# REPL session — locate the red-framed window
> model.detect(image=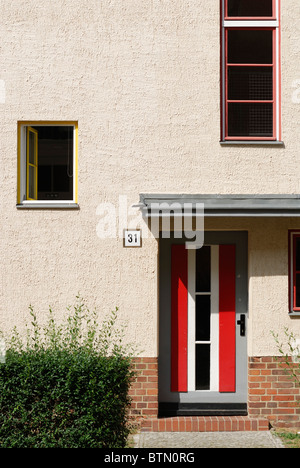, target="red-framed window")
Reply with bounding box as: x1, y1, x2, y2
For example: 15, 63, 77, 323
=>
225, 0, 276, 20
289, 231, 300, 314
221, 0, 281, 142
